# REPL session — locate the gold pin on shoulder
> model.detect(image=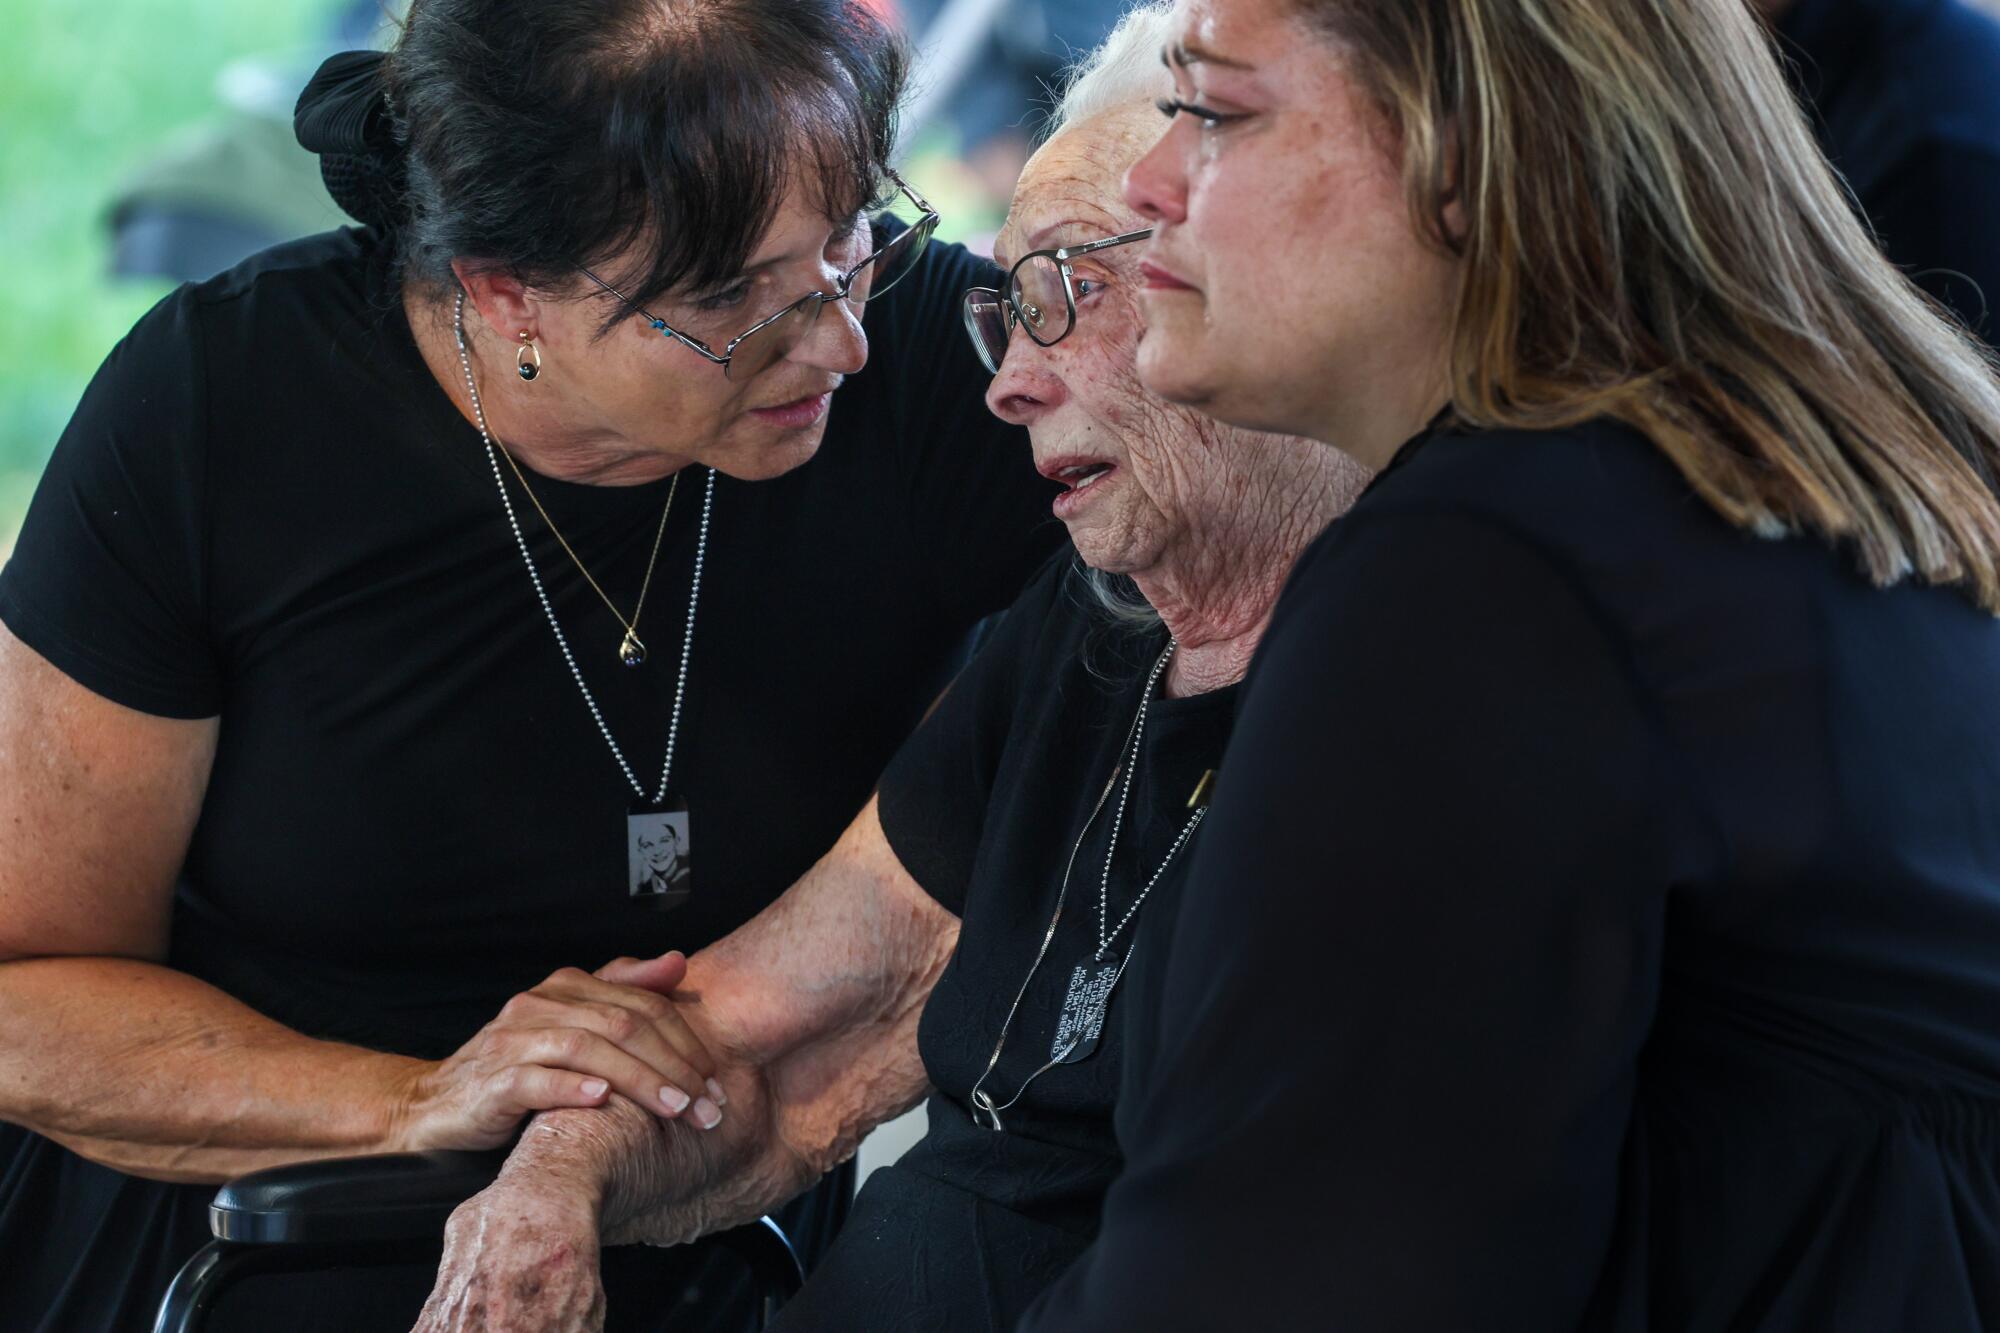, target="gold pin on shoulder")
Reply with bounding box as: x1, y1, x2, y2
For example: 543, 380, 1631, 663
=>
1188, 769, 1216, 809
